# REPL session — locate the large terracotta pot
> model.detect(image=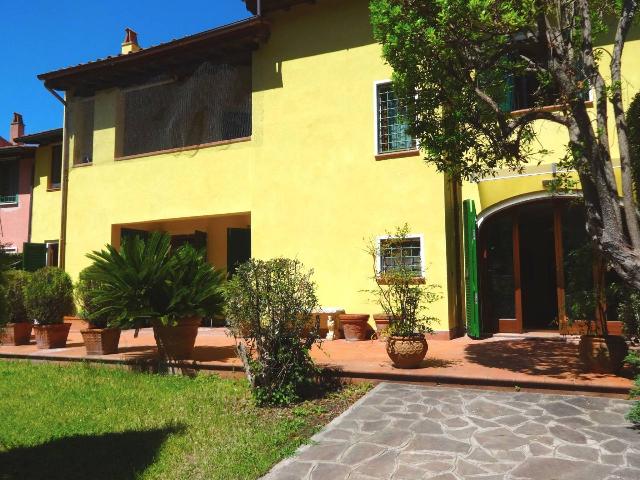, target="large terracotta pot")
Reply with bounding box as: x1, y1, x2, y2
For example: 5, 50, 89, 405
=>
373, 314, 395, 342
33, 323, 72, 349
0, 322, 33, 346
81, 328, 121, 355
386, 335, 428, 369
338, 314, 370, 341
579, 335, 628, 373
152, 317, 201, 360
